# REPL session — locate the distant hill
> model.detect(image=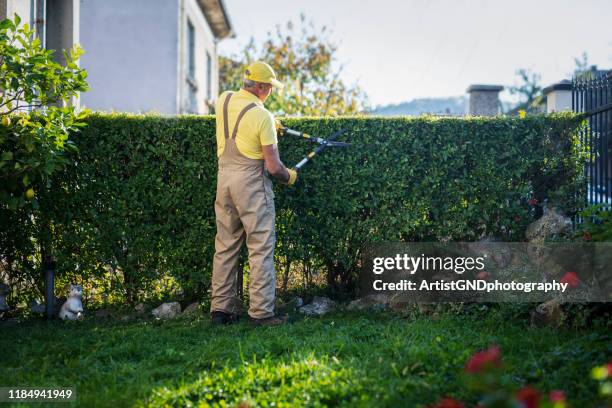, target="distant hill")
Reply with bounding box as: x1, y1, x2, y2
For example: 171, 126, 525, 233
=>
371, 96, 467, 116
